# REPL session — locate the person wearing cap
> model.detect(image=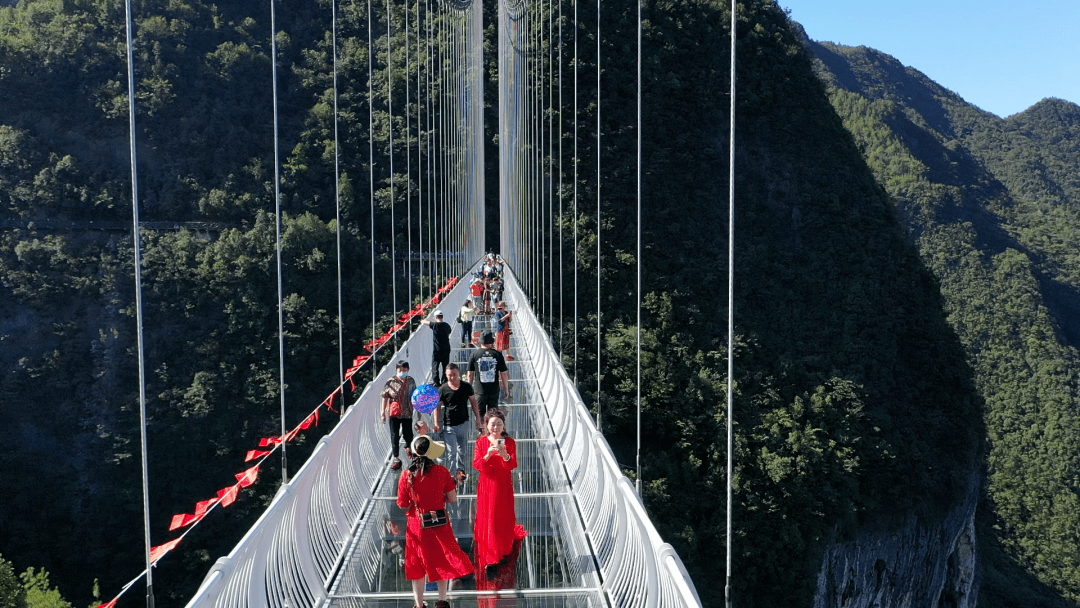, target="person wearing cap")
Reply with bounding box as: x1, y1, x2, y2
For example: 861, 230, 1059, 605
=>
421, 310, 453, 386
397, 435, 474, 608
435, 363, 481, 485
381, 360, 418, 470
466, 331, 509, 413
